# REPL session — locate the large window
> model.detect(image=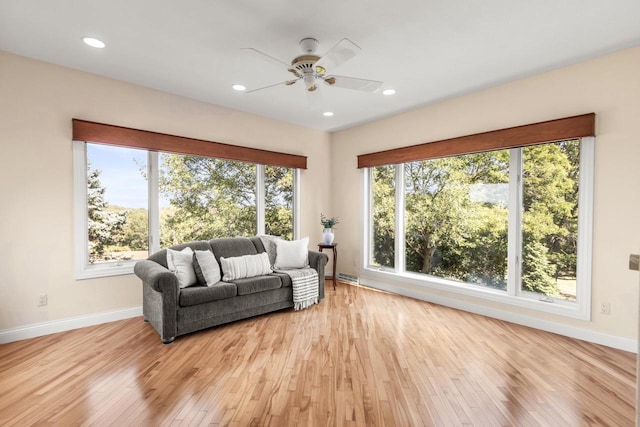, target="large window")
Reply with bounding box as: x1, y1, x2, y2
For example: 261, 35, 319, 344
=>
85, 144, 149, 264
74, 142, 298, 279
264, 165, 294, 240
404, 150, 510, 290
521, 140, 581, 301
158, 153, 258, 246
370, 165, 396, 268
364, 138, 593, 319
